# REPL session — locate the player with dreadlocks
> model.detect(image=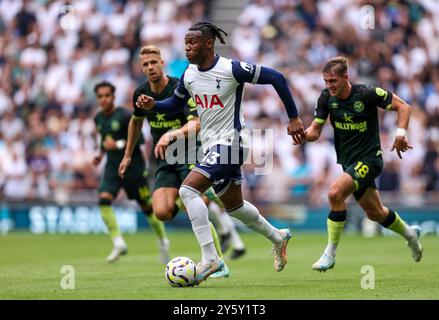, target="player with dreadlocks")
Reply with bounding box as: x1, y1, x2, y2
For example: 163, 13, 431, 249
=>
136, 21, 306, 285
